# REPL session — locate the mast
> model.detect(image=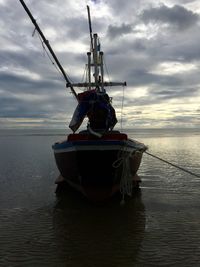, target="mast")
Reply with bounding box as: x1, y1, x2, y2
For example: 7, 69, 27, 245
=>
68, 5, 126, 90
87, 5, 93, 52
18, 0, 78, 100
93, 33, 99, 87
68, 31, 126, 89
87, 52, 92, 90
100, 51, 104, 91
